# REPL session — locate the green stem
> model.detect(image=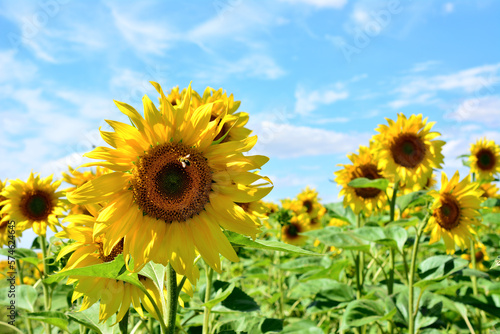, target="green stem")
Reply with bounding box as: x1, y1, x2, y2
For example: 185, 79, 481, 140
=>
387, 182, 399, 334
408, 219, 428, 334
202, 264, 214, 334
16, 260, 34, 334
39, 236, 52, 334
470, 240, 482, 334
276, 251, 285, 319
119, 310, 129, 334
166, 263, 178, 334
